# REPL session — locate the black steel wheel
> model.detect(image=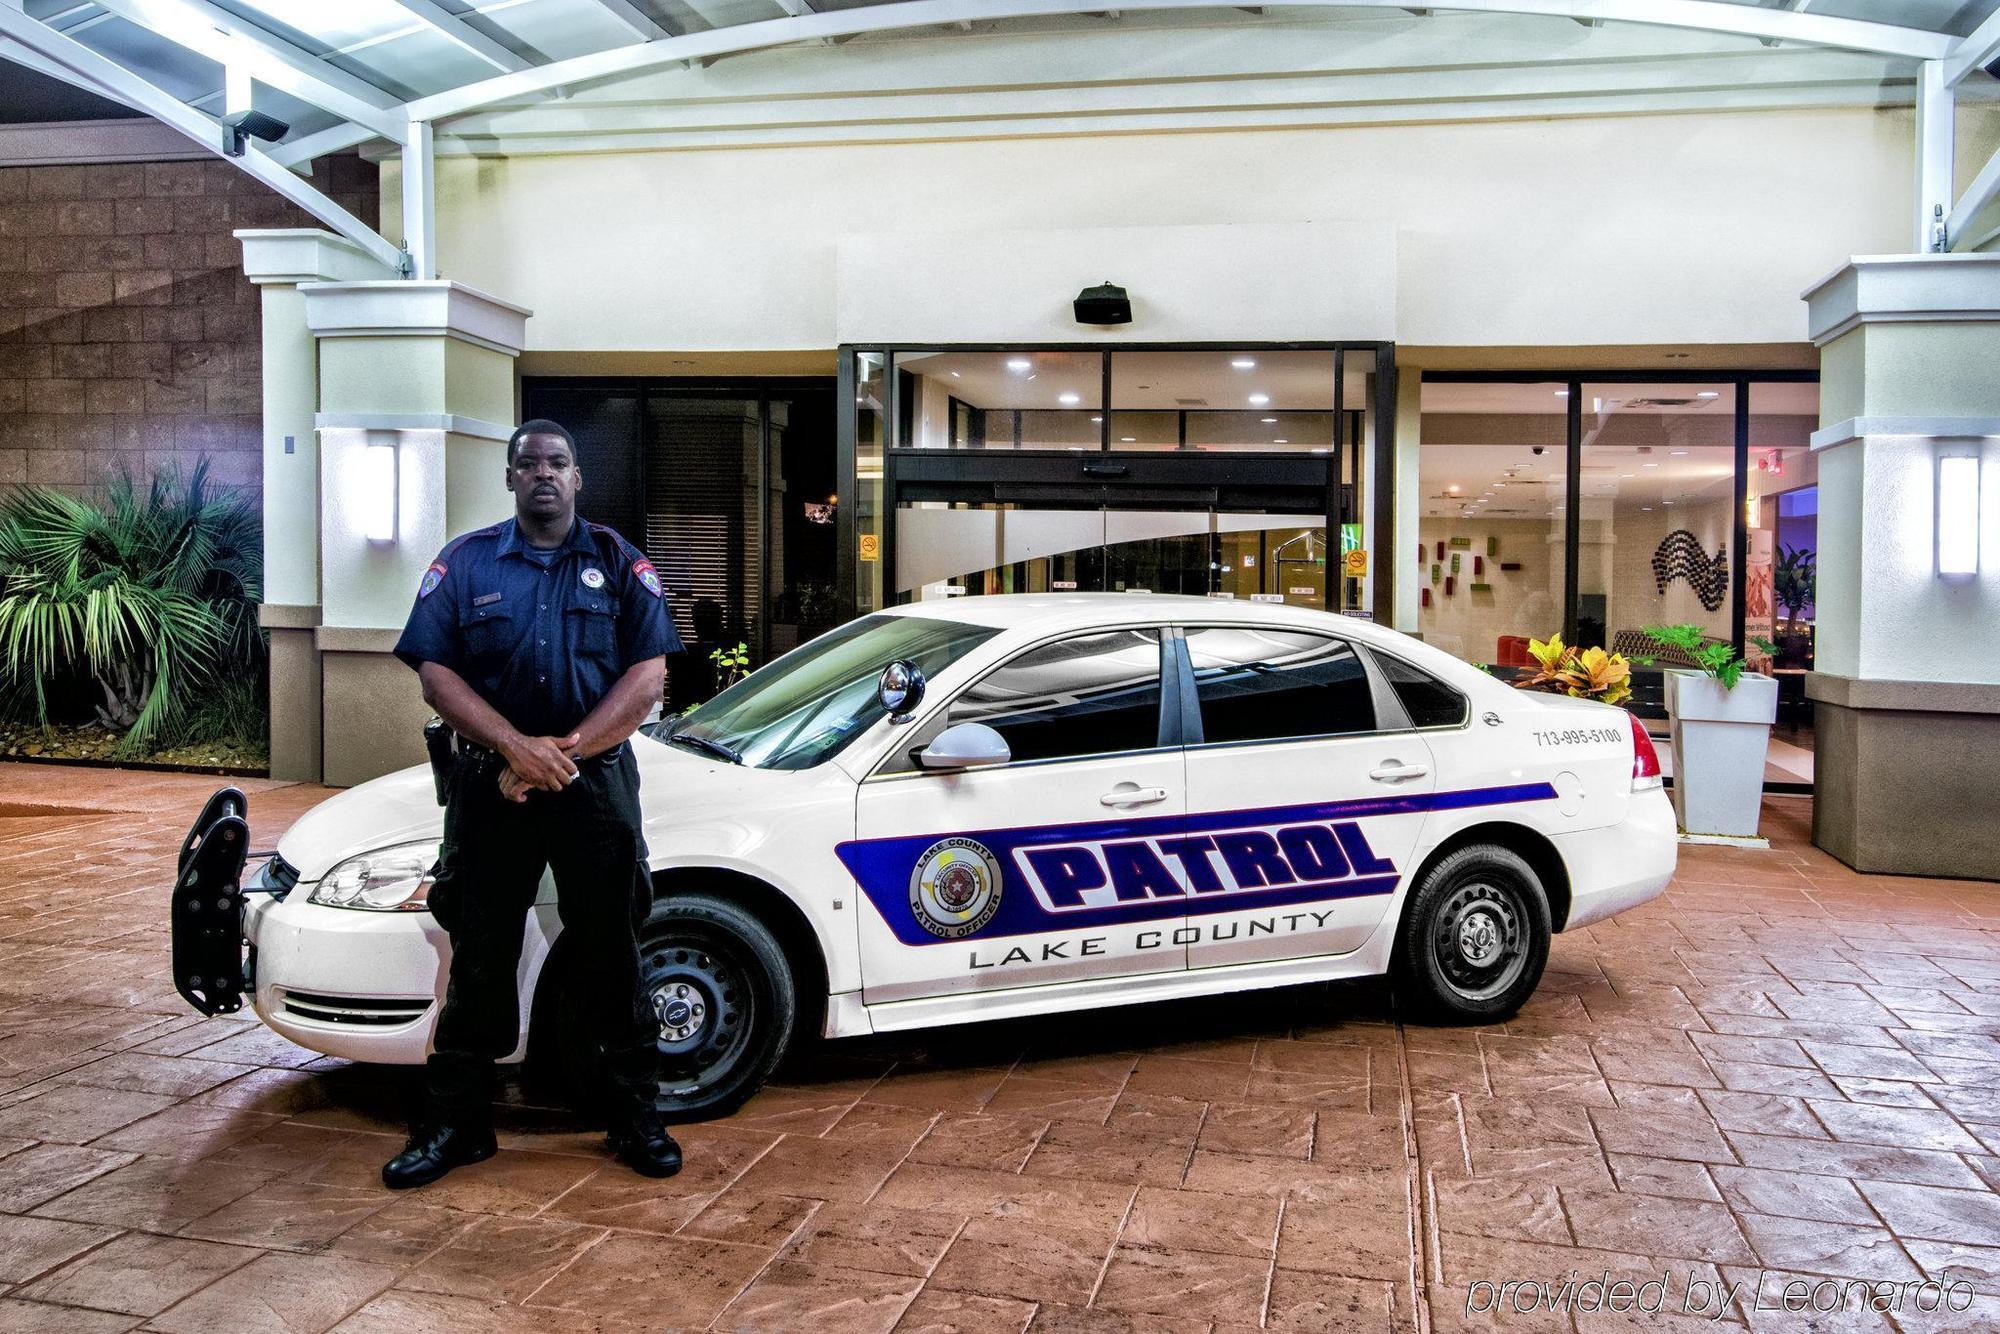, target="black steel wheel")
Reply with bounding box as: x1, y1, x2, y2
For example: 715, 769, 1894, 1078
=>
1393, 844, 1550, 1023
534, 891, 796, 1123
